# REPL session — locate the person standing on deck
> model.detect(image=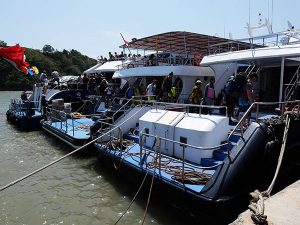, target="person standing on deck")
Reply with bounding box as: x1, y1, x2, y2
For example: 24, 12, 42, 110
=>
39, 71, 48, 92
191, 79, 203, 113
238, 73, 258, 127
146, 79, 157, 100
82, 74, 89, 91
203, 78, 216, 114
160, 72, 173, 102
125, 84, 135, 99
51, 71, 60, 86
